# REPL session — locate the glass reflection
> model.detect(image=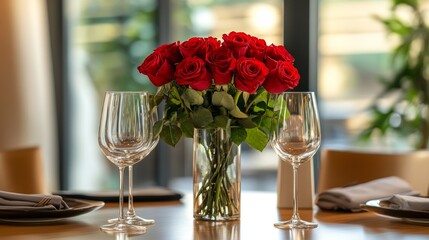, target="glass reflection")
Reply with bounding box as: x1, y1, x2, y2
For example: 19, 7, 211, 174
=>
104, 231, 146, 240
194, 220, 240, 240
285, 229, 312, 240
